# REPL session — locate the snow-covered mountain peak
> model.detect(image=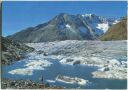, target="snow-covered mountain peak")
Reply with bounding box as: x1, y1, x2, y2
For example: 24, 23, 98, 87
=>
8, 13, 121, 42
82, 14, 92, 17
80, 14, 120, 35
